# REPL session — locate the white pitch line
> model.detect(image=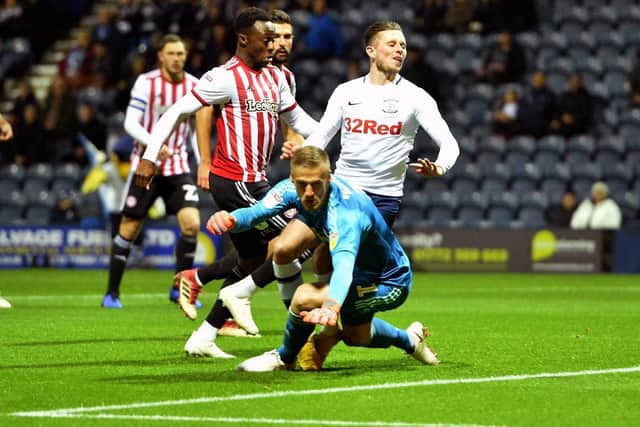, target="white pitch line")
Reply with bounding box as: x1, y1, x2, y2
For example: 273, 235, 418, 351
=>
29, 413, 506, 427
11, 365, 640, 418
